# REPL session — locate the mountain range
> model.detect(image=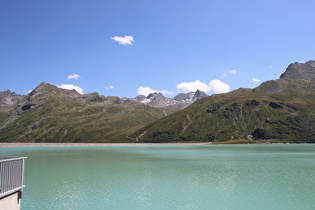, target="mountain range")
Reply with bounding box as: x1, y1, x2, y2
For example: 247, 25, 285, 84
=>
1, 60, 315, 143
133, 90, 208, 108
0, 82, 206, 142
131, 61, 315, 143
